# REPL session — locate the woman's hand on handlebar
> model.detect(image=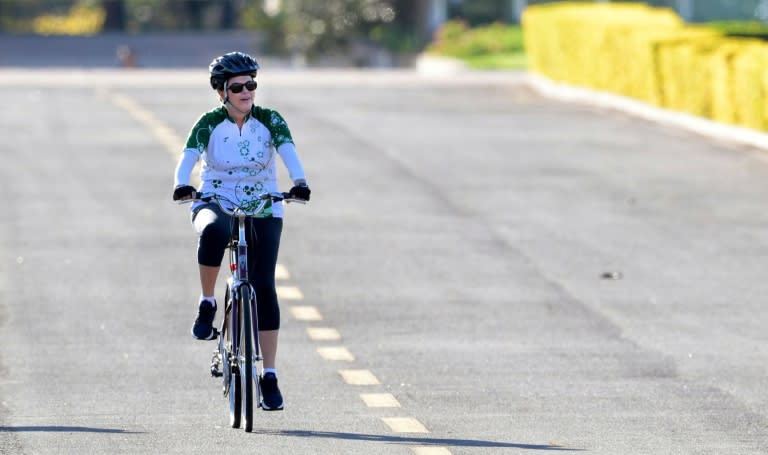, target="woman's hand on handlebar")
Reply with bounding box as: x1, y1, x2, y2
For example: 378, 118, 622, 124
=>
288, 182, 310, 201
172, 185, 197, 201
